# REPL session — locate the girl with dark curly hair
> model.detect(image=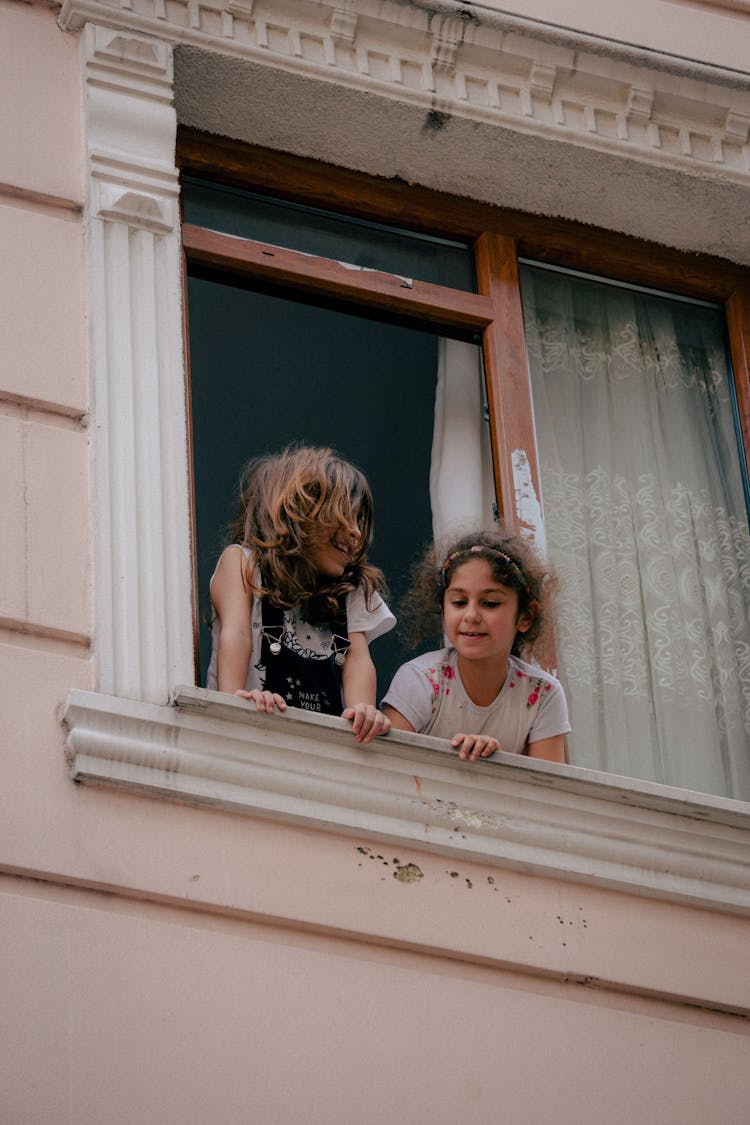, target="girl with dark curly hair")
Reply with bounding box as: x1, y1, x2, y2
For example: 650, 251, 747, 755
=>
382, 530, 569, 762
206, 446, 395, 743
